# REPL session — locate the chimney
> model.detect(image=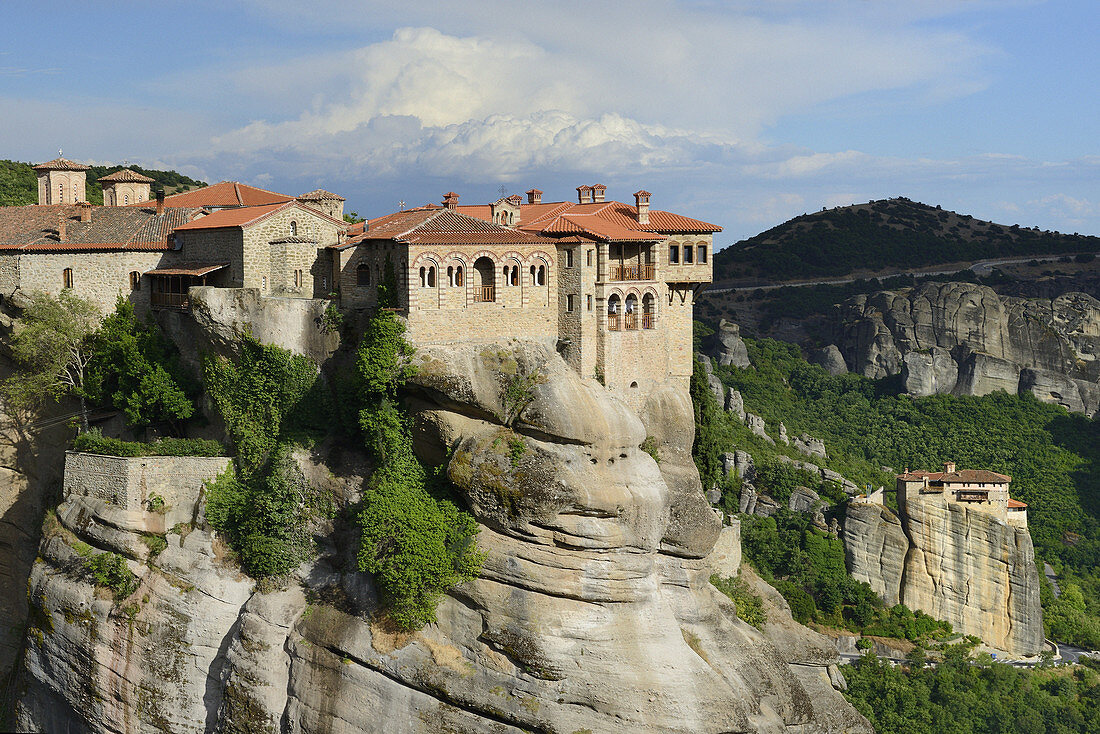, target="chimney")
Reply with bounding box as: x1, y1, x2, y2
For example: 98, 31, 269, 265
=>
156, 189, 165, 216
78, 201, 92, 223
526, 188, 542, 205
576, 185, 593, 204
944, 461, 956, 474
57, 214, 67, 242
634, 190, 651, 225
442, 191, 459, 210
592, 184, 606, 203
